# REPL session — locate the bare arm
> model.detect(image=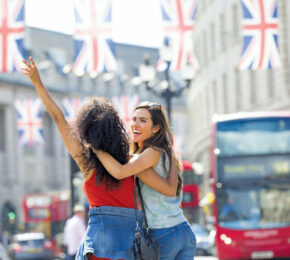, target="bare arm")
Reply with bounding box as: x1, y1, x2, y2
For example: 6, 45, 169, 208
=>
22, 57, 89, 177
137, 154, 178, 196
96, 146, 178, 196
95, 147, 160, 179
